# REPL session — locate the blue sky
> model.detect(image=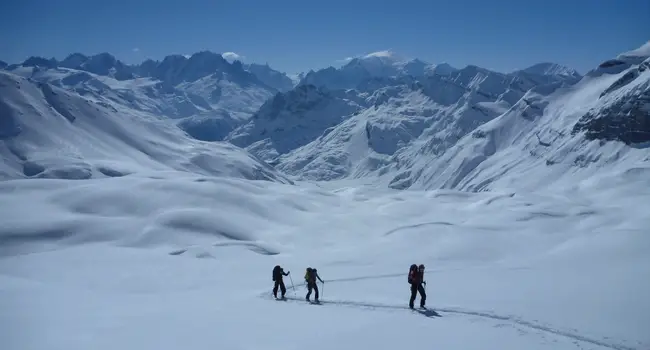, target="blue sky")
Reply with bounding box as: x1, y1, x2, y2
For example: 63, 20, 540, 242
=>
1, 0, 648, 74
